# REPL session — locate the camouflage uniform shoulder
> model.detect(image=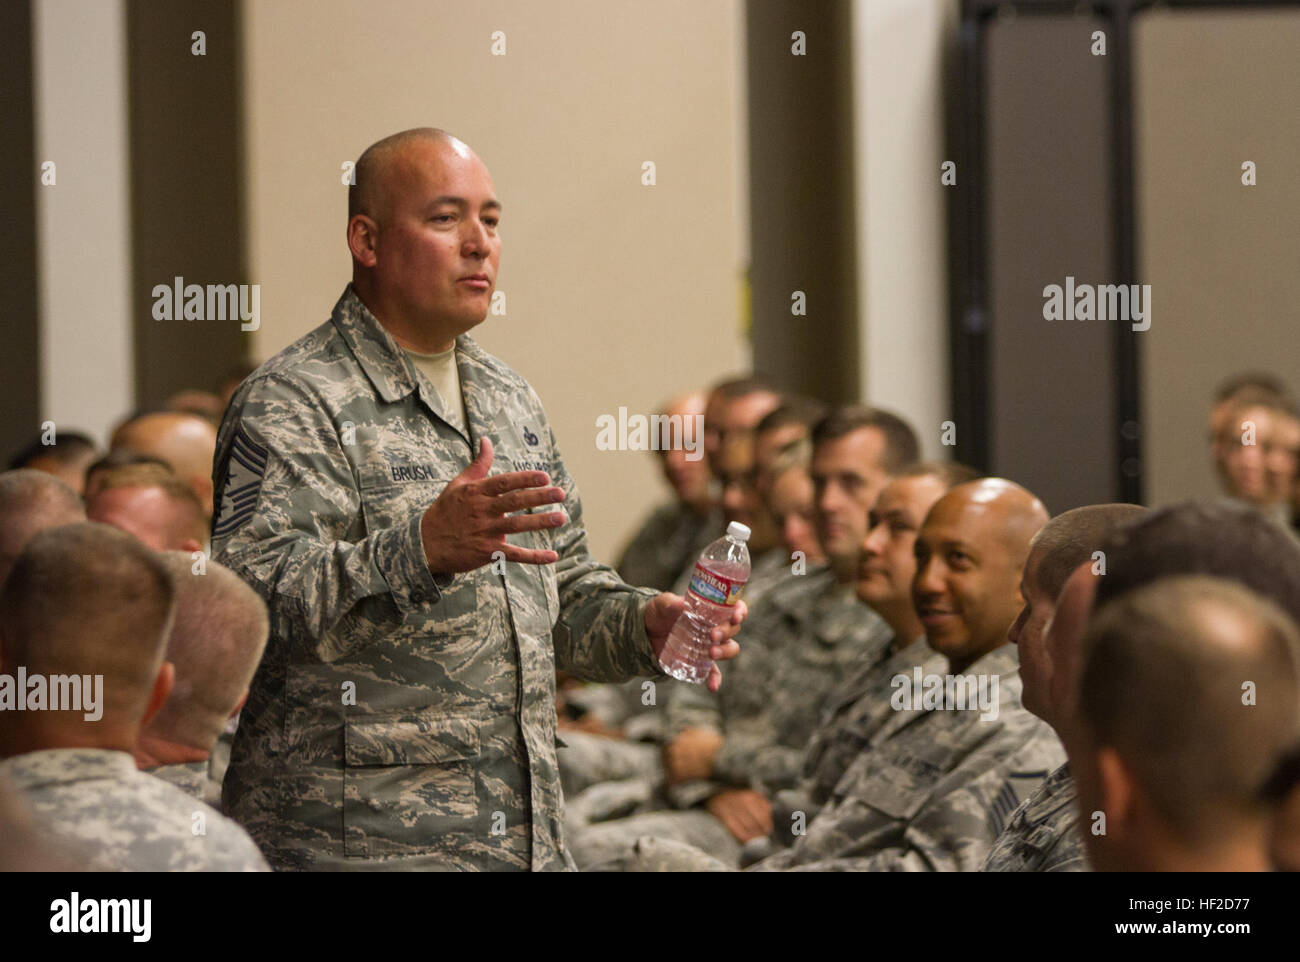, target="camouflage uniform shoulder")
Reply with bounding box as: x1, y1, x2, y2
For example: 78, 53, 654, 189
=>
0, 748, 268, 872
983, 761, 1086, 872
